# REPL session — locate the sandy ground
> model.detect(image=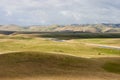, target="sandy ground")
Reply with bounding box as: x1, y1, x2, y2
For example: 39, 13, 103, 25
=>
0, 73, 120, 80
